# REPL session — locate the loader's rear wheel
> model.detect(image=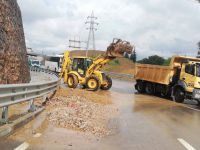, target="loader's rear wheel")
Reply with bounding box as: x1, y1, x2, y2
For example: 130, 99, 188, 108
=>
86, 76, 100, 91
67, 74, 78, 89
101, 76, 112, 90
